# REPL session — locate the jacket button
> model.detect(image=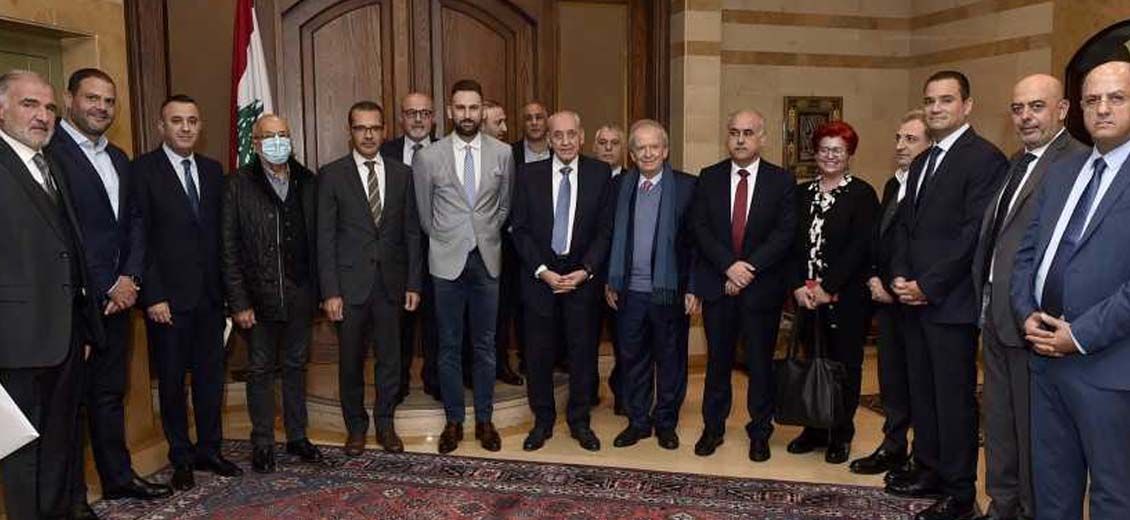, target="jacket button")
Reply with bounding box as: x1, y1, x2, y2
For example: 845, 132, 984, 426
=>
58, 251, 70, 259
